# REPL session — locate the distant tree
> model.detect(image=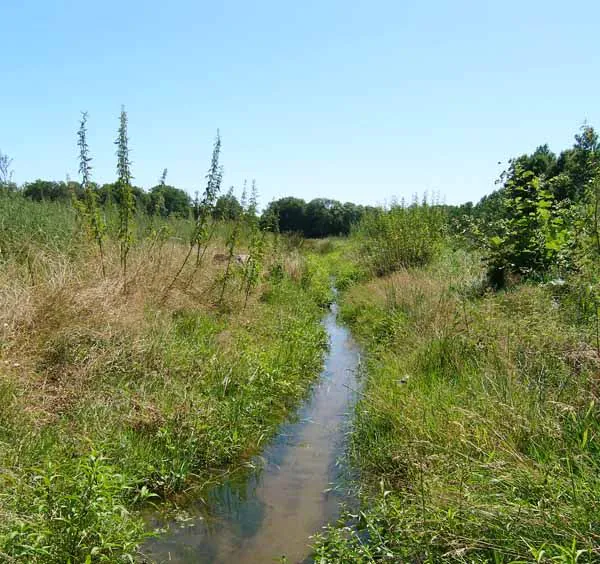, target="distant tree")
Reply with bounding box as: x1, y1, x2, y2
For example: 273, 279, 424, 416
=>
22, 179, 75, 201
305, 198, 333, 237
96, 182, 148, 211
261, 197, 307, 233
341, 202, 364, 233
262, 197, 362, 237
213, 187, 243, 220
148, 184, 191, 217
